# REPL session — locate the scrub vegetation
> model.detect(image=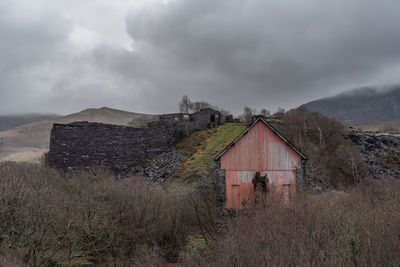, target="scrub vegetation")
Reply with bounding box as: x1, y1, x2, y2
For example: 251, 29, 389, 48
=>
0, 162, 399, 266
0, 109, 399, 266
282, 108, 367, 188
0, 162, 213, 266
182, 180, 400, 267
